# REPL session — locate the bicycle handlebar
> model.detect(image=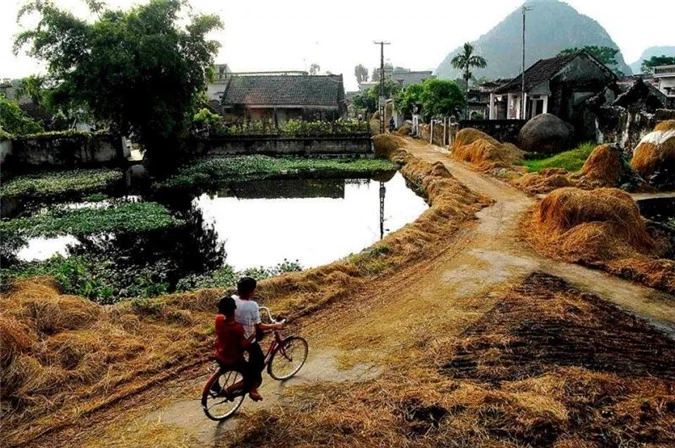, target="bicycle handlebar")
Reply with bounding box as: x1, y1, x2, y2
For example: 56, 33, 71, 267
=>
259, 306, 285, 325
